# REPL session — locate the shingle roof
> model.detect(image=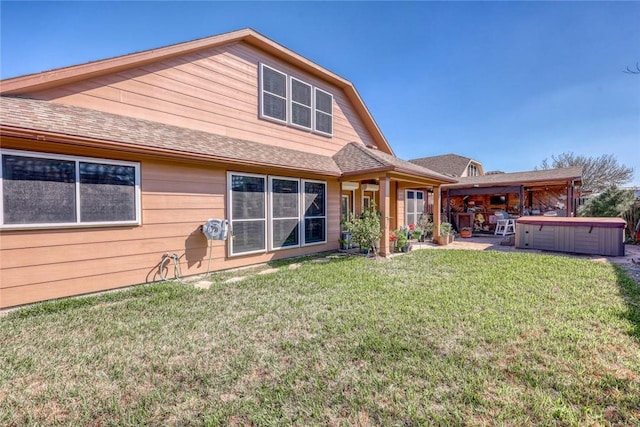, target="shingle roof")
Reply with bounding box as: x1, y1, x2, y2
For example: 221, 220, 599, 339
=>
0, 28, 394, 155
409, 154, 474, 177
444, 167, 583, 188
333, 142, 457, 183
0, 96, 342, 175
